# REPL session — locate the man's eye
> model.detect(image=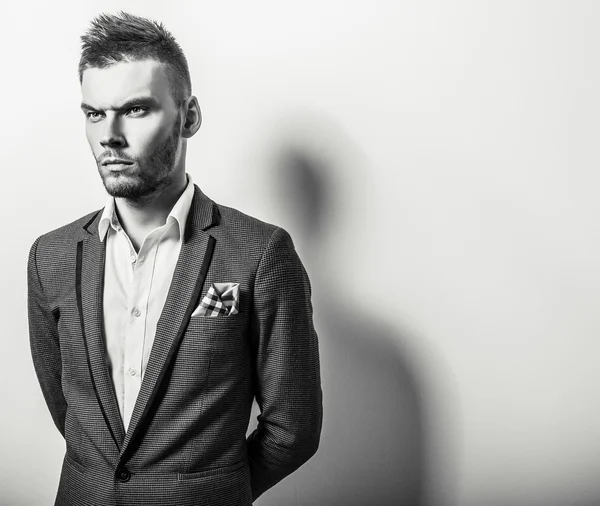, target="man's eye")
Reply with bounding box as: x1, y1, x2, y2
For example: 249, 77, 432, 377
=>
87, 111, 102, 121
128, 107, 146, 115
